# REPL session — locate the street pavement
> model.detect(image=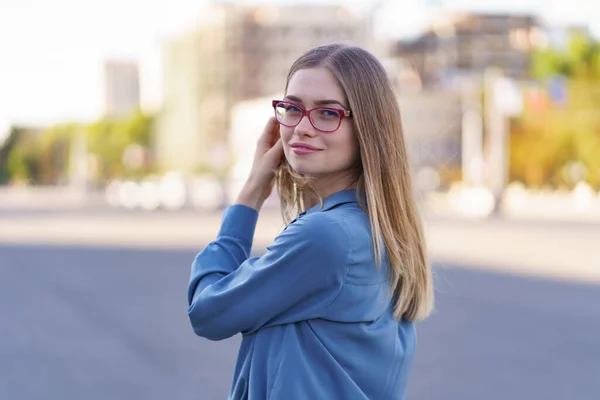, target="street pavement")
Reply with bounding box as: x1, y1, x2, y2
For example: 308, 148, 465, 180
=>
1, 202, 599, 400
0, 206, 598, 284
1, 241, 599, 400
